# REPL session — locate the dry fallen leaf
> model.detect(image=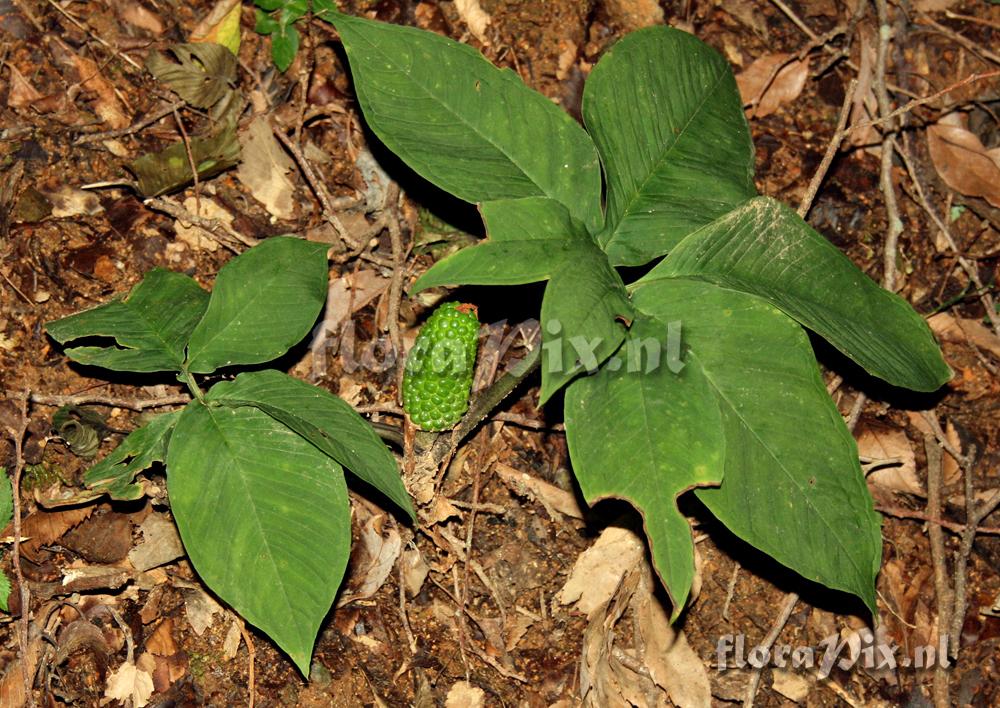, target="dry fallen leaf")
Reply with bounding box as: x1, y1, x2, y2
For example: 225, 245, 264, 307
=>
928, 312, 1000, 360
602, 0, 665, 31
454, 0, 491, 43
927, 112, 1000, 208
557, 525, 645, 617
190, 0, 242, 54
119, 2, 165, 36
736, 53, 809, 118
173, 196, 234, 252
857, 425, 921, 496
44, 186, 104, 219
236, 116, 297, 220
445, 680, 486, 707
772, 668, 811, 703
128, 512, 185, 572
495, 462, 583, 521
337, 508, 402, 606
6, 64, 43, 109
7, 506, 94, 562
103, 654, 156, 708
48, 36, 130, 129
